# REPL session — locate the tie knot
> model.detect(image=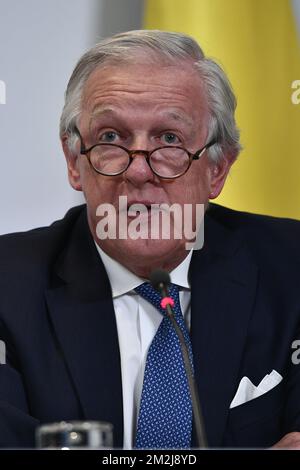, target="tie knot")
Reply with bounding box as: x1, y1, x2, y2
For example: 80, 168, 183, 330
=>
135, 282, 180, 316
